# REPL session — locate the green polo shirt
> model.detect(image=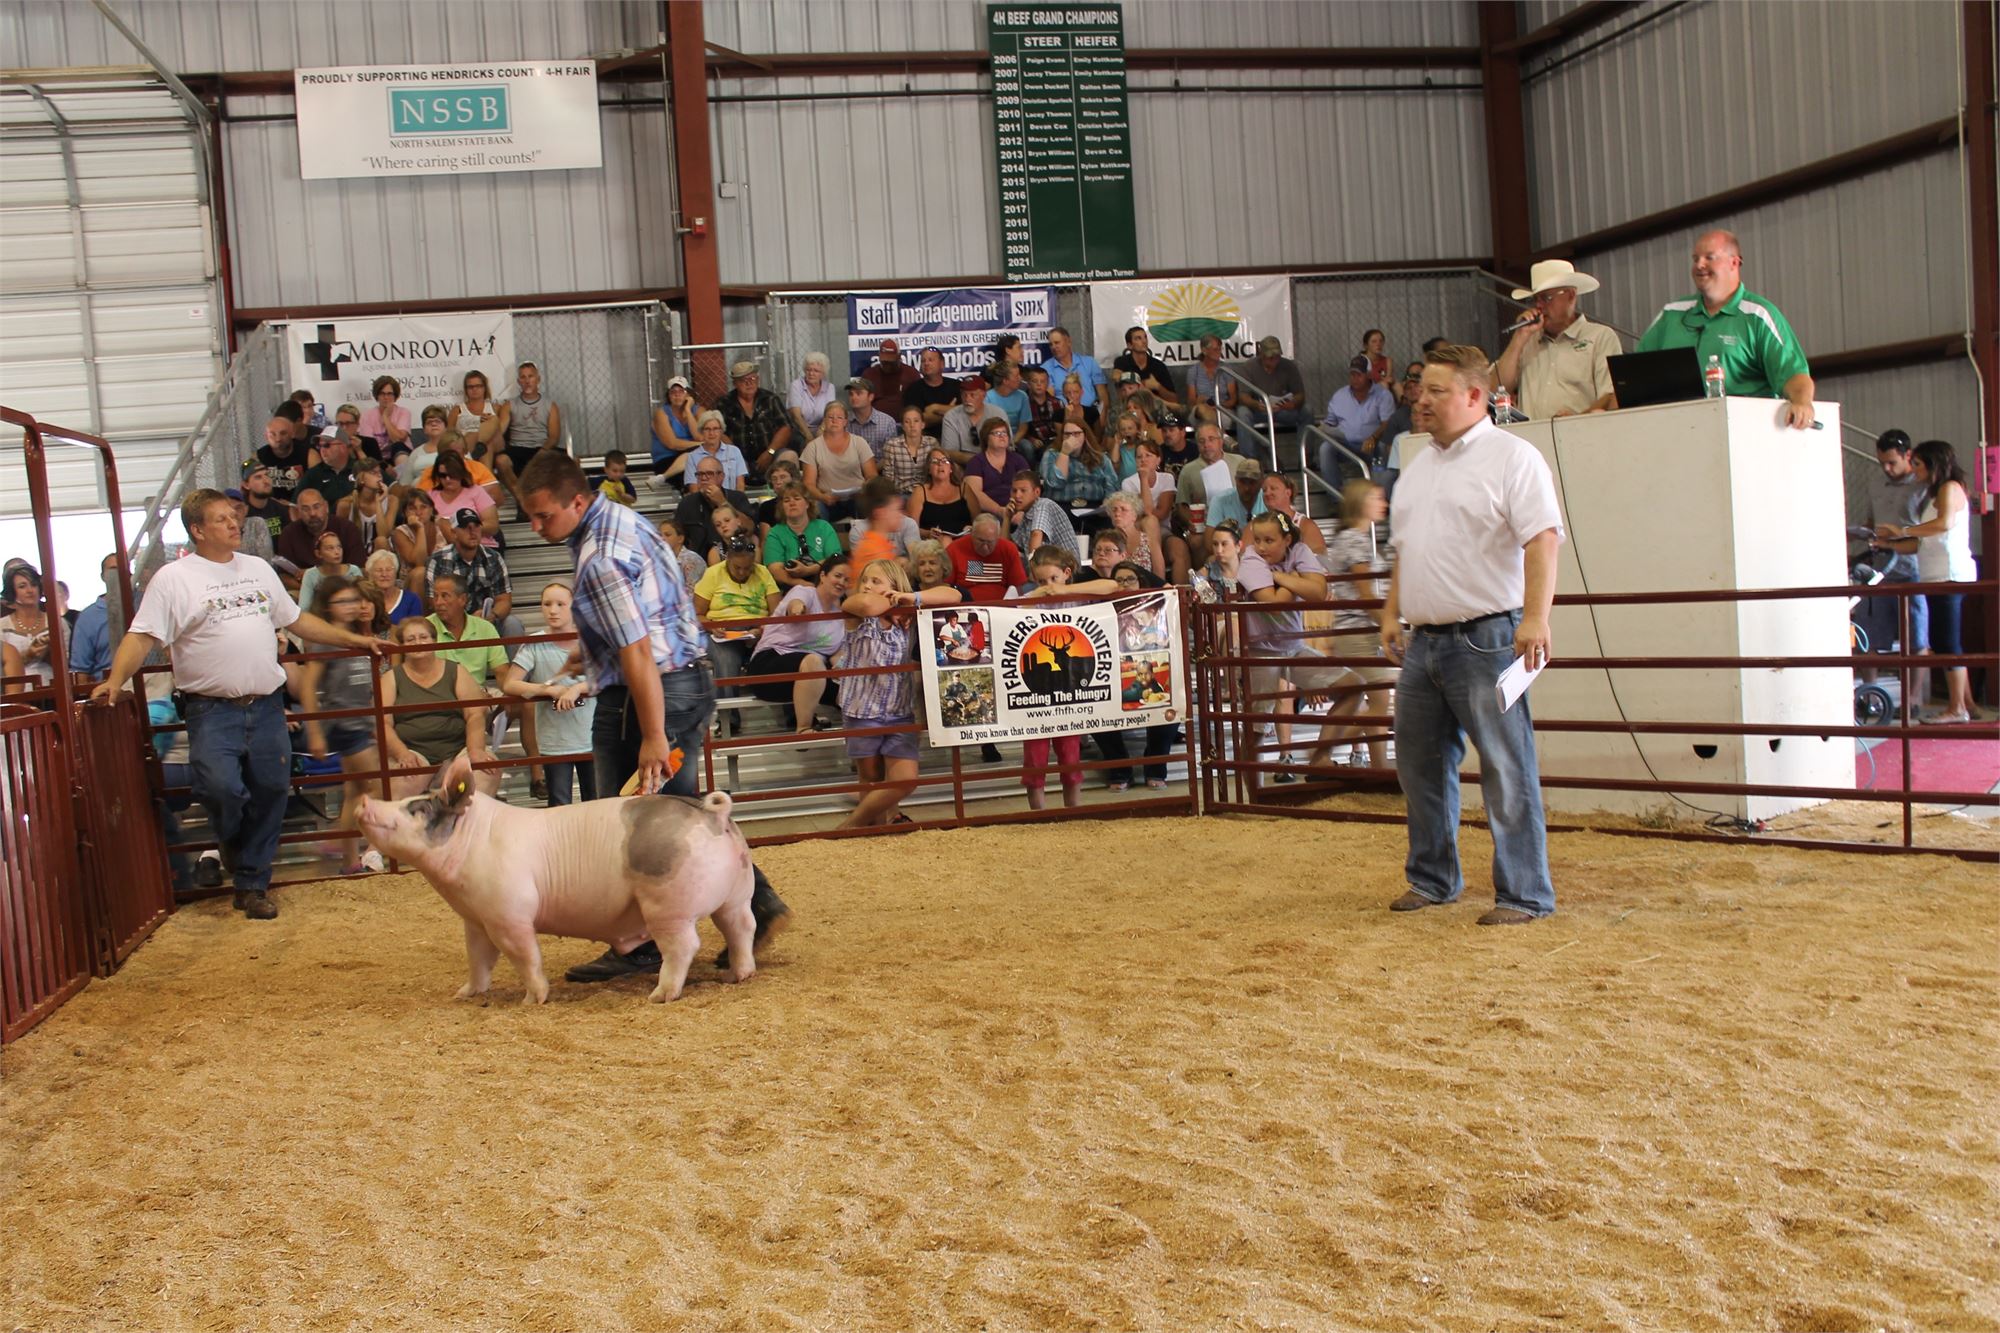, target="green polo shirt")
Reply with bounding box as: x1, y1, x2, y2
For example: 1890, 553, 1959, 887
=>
1633, 284, 1810, 398
426, 612, 508, 685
